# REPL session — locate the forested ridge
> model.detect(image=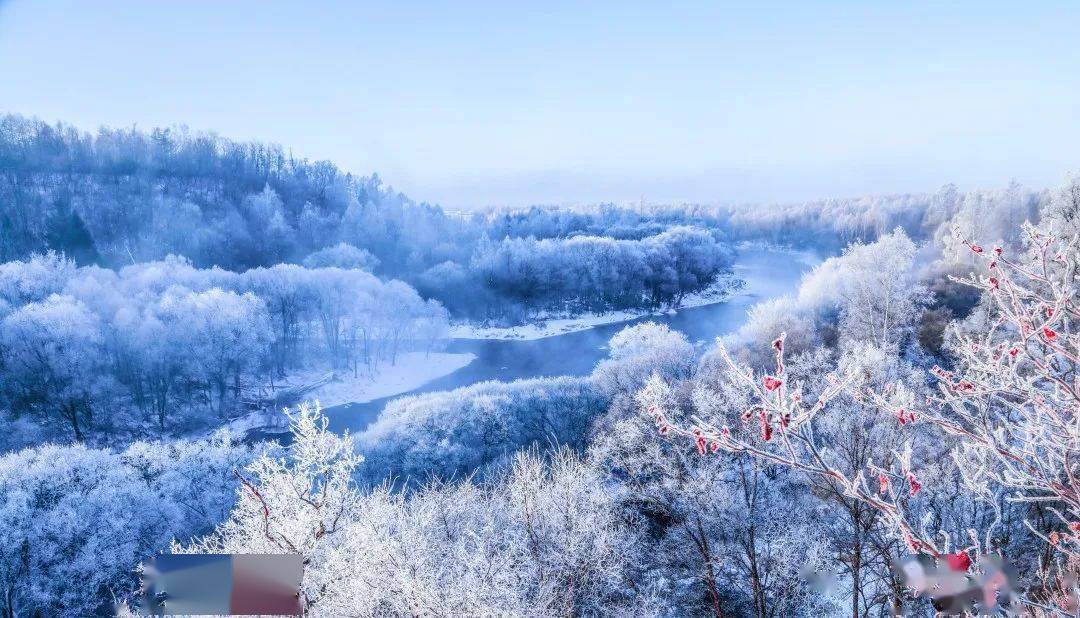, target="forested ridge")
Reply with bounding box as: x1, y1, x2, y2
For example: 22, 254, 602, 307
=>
0, 114, 737, 322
